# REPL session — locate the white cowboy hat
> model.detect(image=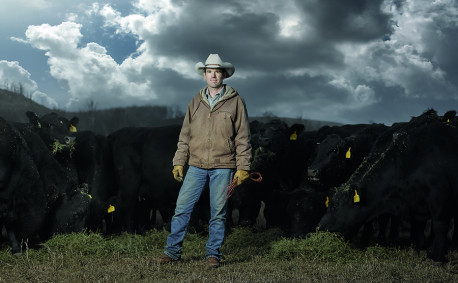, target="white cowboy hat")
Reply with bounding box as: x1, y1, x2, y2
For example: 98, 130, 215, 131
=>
196, 54, 235, 77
